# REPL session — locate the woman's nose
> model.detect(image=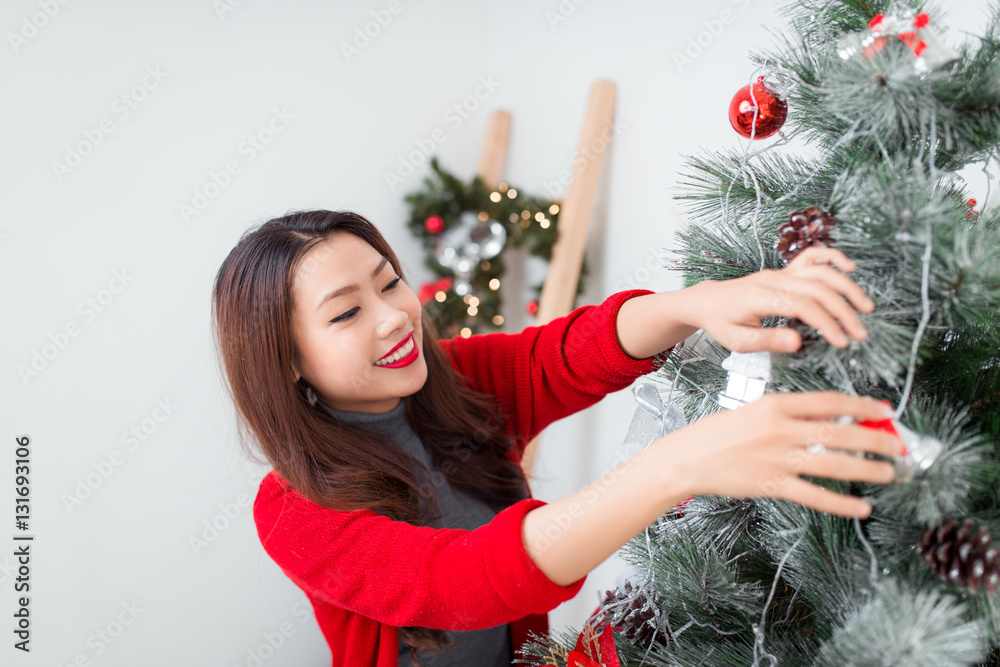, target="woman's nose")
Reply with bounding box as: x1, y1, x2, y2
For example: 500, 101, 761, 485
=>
375, 301, 408, 339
